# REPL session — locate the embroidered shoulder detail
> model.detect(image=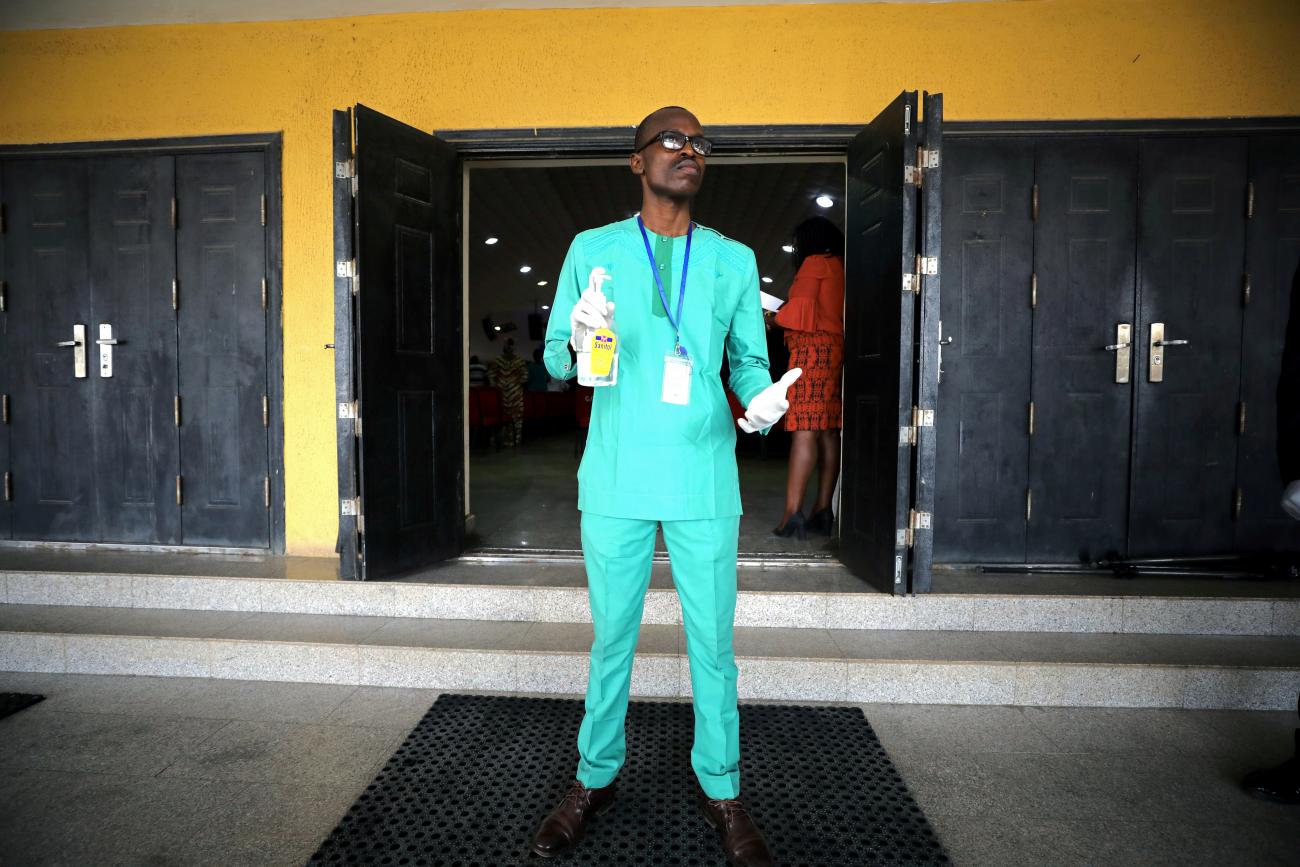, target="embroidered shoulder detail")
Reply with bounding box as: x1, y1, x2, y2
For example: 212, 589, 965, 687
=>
574, 219, 633, 255
695, 223, 755, 272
